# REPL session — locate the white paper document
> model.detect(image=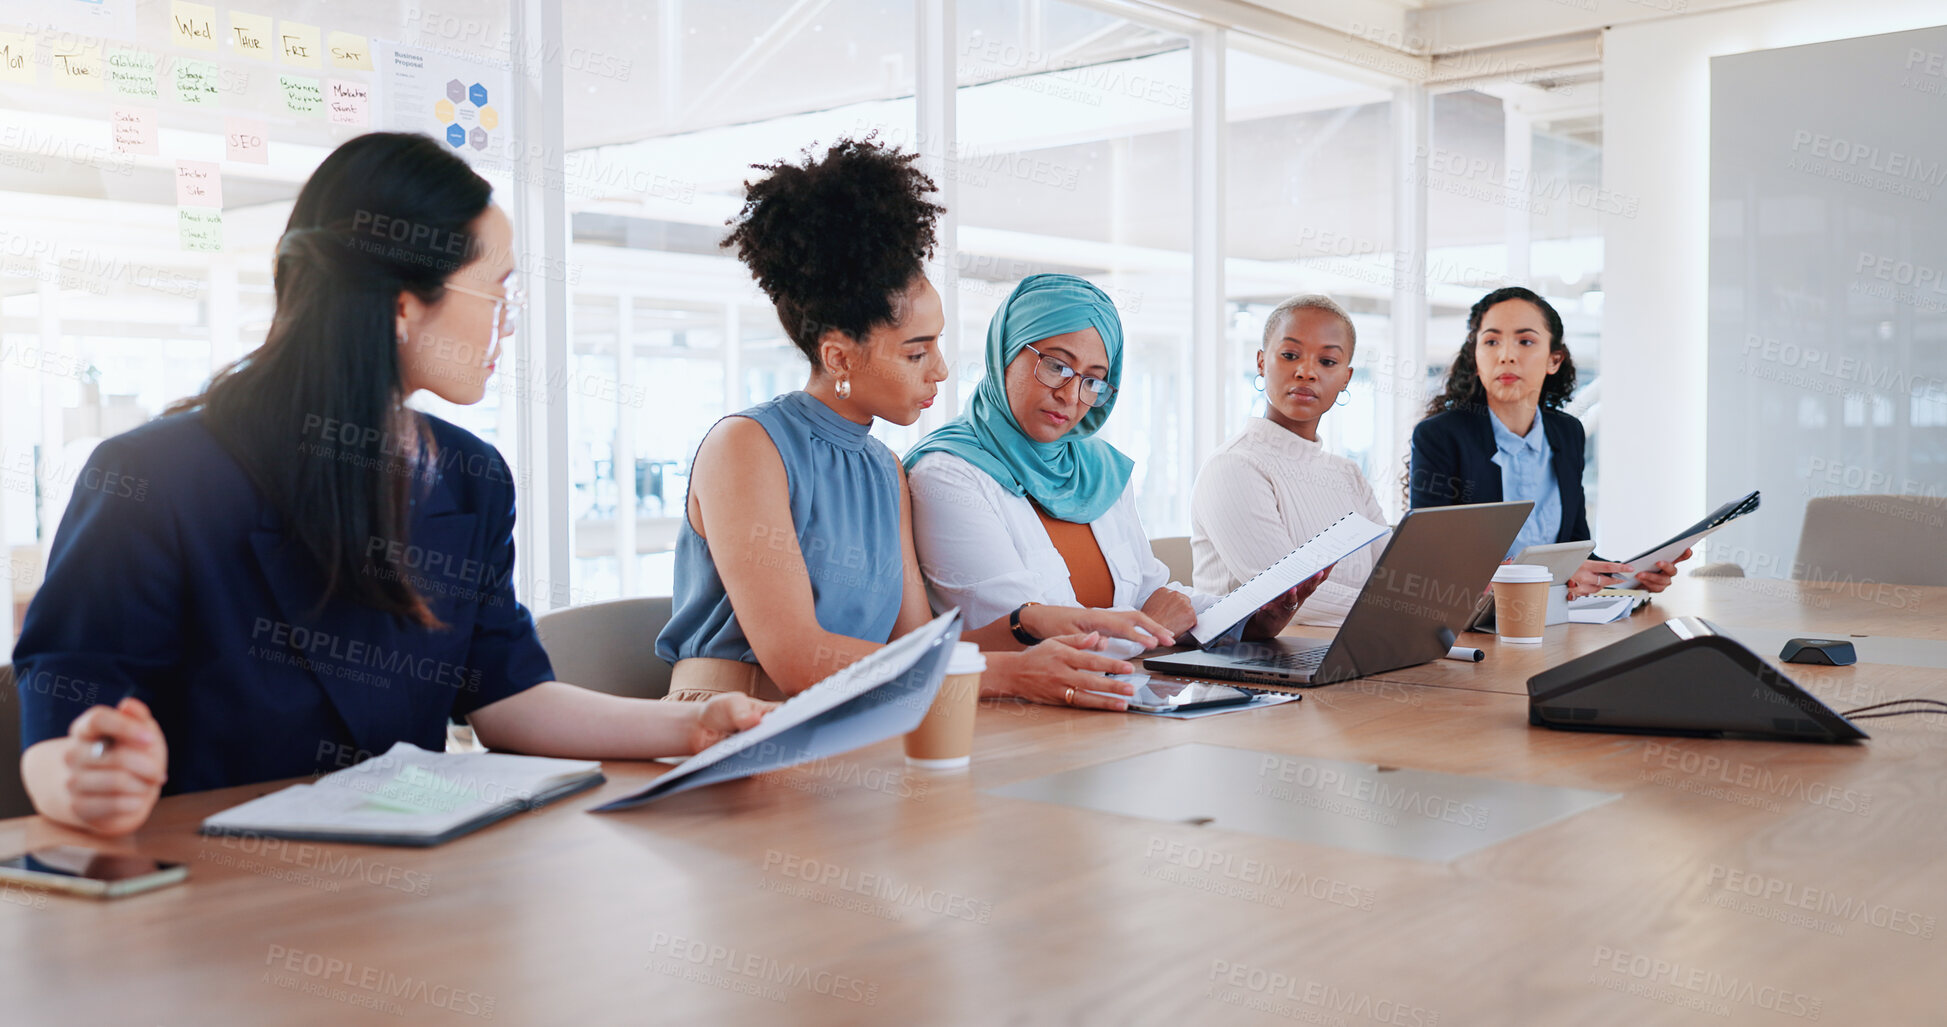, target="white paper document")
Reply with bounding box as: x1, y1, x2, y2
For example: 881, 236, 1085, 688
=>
1566, 595, 1637, 624
1189, 512, 1390, 645
591, 610, 963, 811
